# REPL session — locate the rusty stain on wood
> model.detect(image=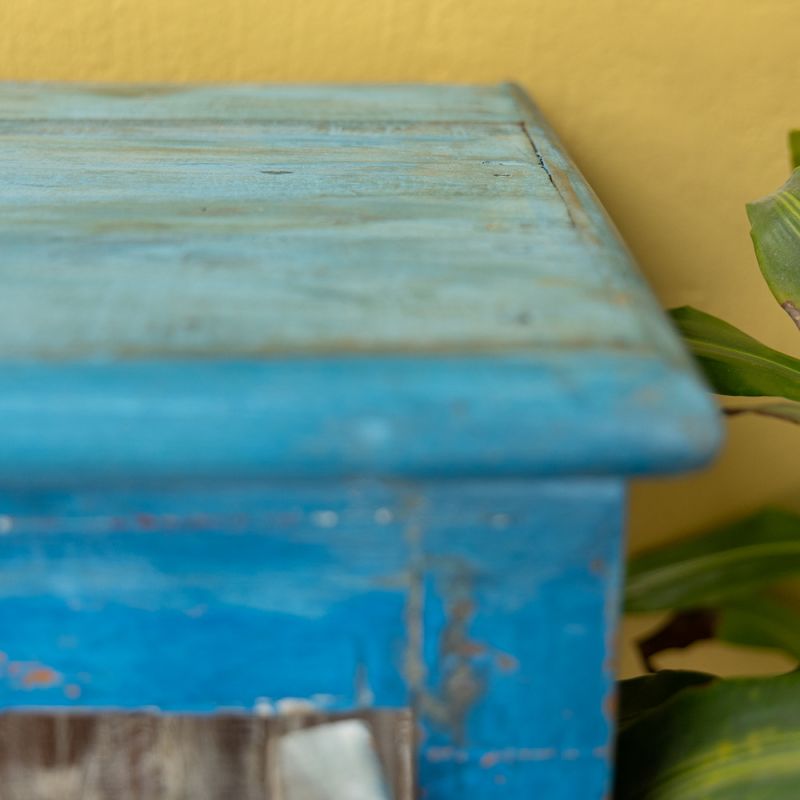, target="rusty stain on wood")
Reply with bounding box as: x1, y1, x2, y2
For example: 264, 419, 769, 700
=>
416, 569, 488, 744
402, 520, 518, 745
